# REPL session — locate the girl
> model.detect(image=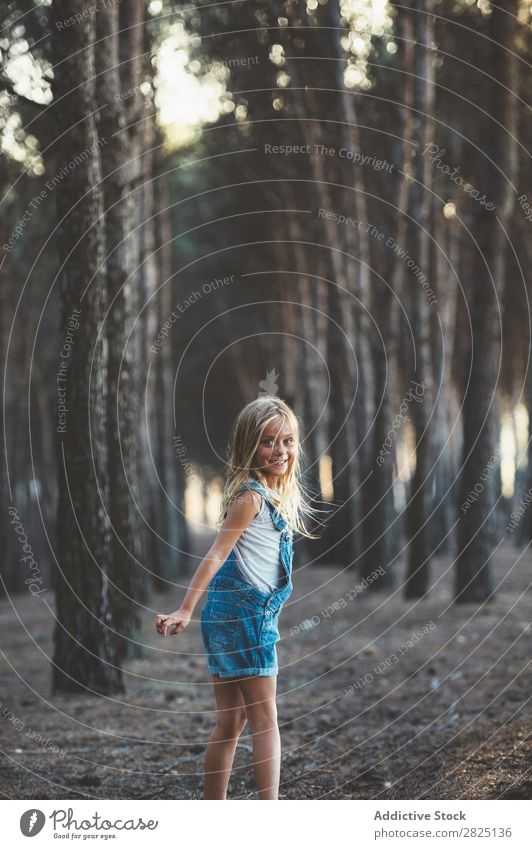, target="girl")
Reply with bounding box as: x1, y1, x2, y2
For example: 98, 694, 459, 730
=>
154, 395, 319, 800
